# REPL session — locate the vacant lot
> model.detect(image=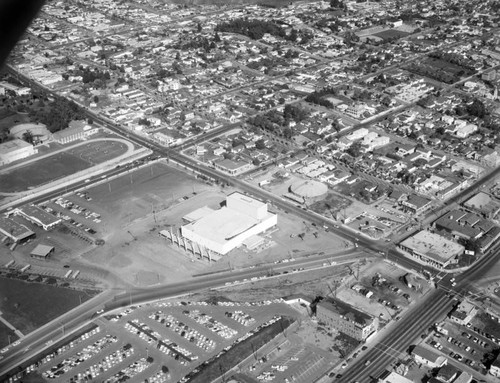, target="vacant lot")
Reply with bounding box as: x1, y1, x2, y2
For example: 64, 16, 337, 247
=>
0, 274, 98, 340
